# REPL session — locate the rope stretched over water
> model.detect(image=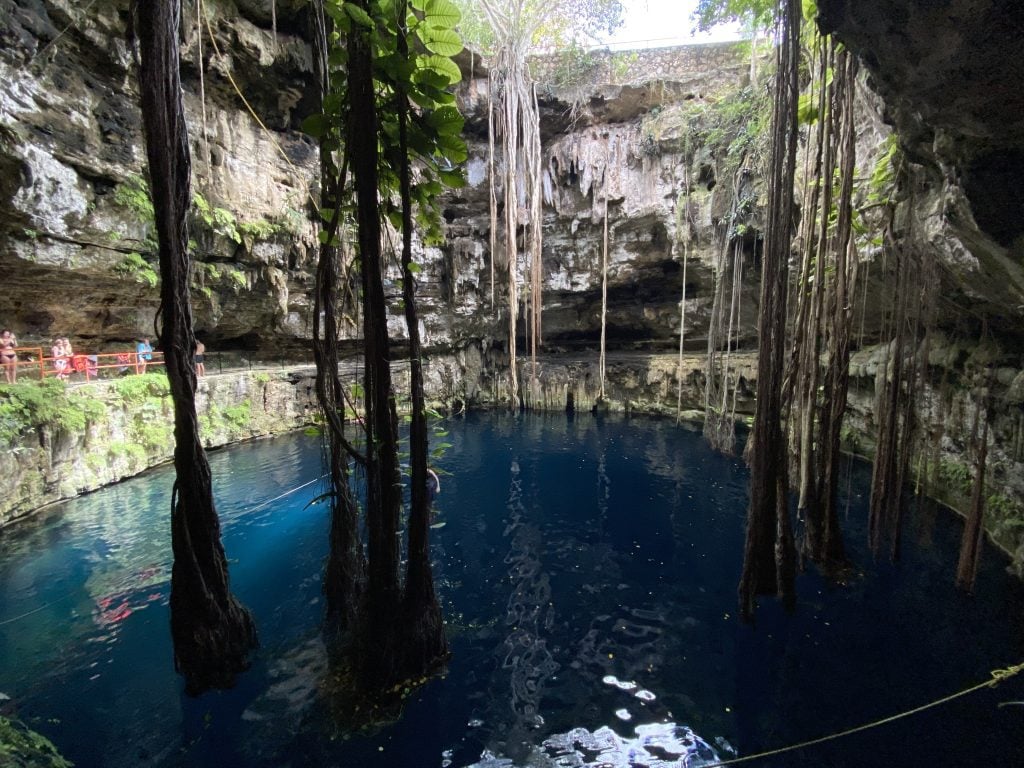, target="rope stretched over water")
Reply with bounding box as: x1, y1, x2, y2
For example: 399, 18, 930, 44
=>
243, 473, 327, 514
702, 662, 1024, 767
